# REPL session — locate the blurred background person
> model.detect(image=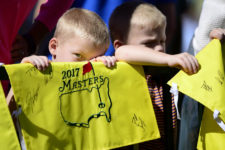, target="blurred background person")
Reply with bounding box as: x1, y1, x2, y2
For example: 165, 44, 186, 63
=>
0, 0, 74, 94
